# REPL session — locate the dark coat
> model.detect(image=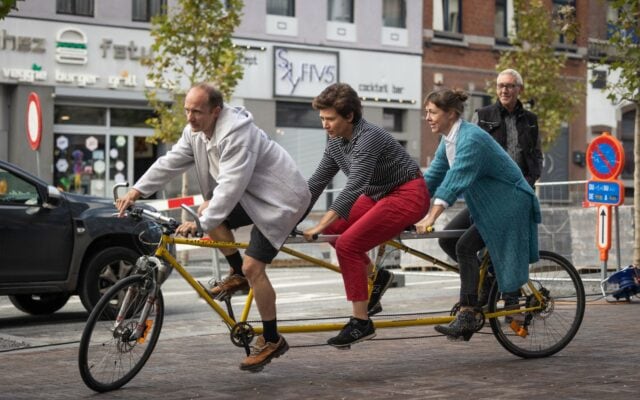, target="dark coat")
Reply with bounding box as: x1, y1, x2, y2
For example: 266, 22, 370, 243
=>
475, 100, 542, 187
